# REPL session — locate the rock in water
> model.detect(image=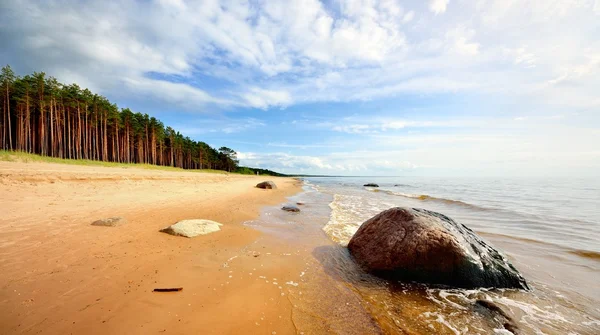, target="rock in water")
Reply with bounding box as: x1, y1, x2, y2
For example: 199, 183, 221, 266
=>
91, 217, 126, 227
256, 181, 277, 189
282, 205, 300, 212
160, 219, 223, 238
474, 299, 520, 334
363, 183, 379, 187
347, 207, 529, 289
